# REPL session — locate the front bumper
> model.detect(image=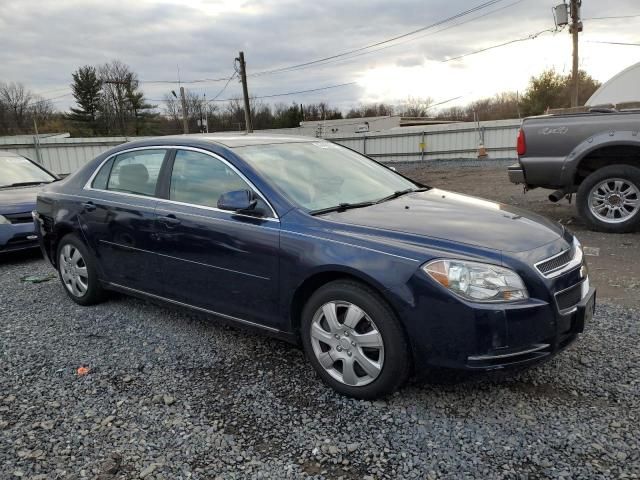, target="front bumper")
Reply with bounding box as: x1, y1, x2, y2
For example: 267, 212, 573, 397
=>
403, 265, 595, 372
0, 222, 39, 253
465, 286, 595, 369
